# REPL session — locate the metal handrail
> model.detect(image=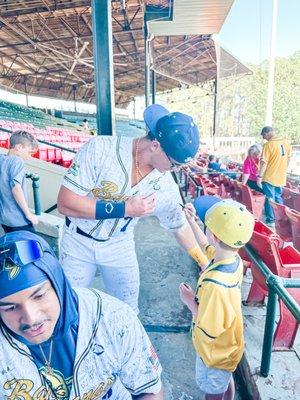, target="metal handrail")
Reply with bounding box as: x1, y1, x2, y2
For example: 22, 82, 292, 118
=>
244, 245, 300, 377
